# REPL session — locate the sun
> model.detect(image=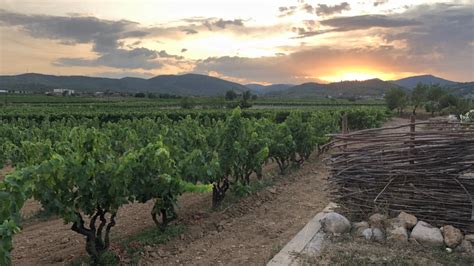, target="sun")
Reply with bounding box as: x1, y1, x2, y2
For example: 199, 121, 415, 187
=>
320, 70, 397, 82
